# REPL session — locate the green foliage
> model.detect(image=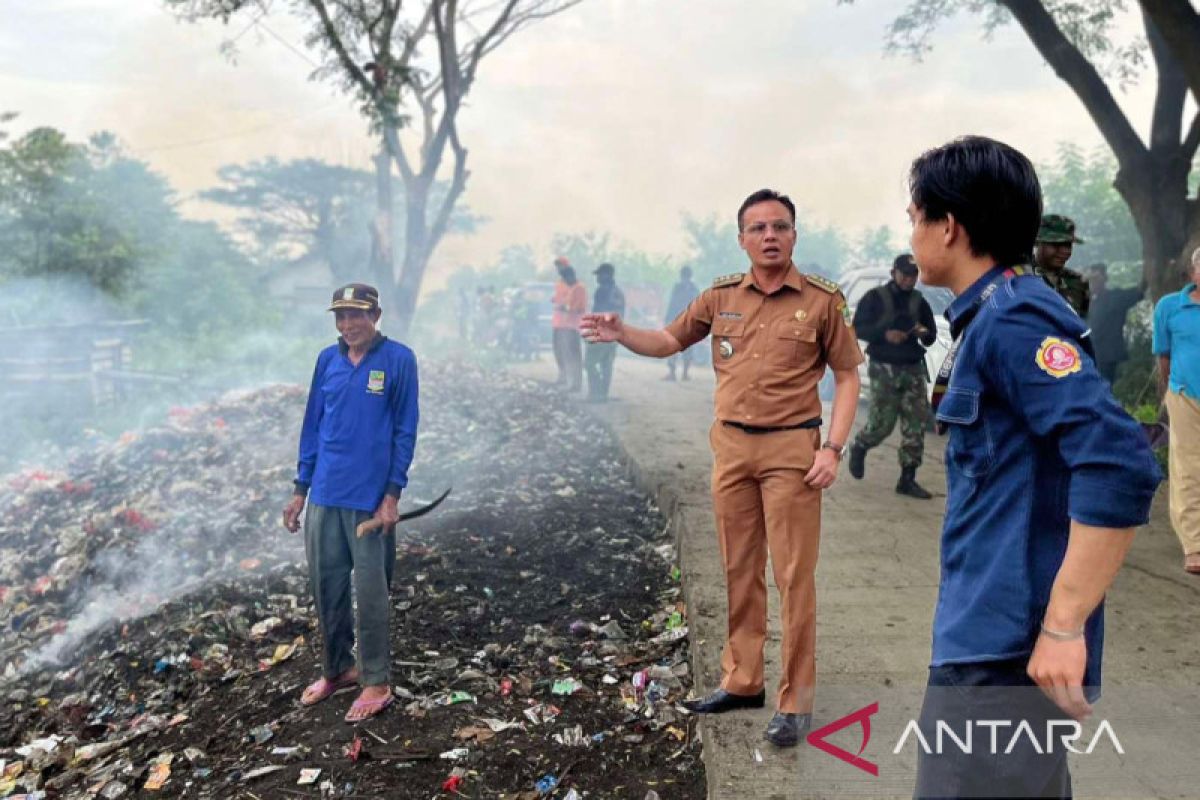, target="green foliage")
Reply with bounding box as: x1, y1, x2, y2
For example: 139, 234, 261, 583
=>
550, 231, 675, 288
863, 0, 1146, 84
0, 128, 141, 294
0, 124, 296, 472
1037, 143, 1142, 270
201, 157, 374, 268
201, 156, 479, 284
854, 225, 897, 265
